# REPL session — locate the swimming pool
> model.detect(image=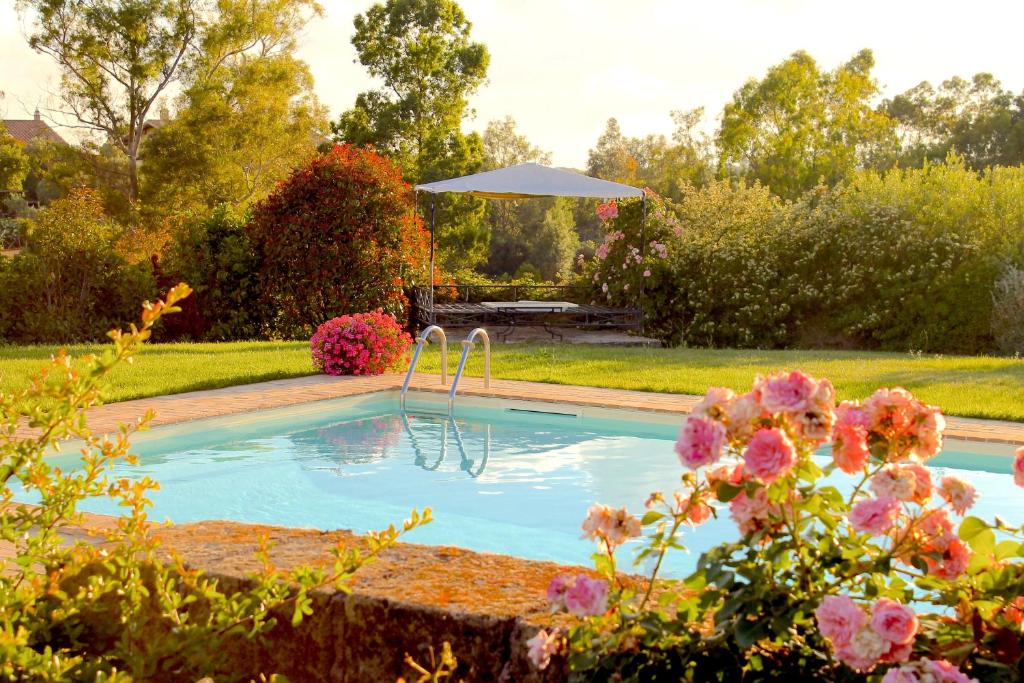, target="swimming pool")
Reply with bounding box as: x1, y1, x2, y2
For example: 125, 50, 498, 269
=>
34, 392, 1024, 576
